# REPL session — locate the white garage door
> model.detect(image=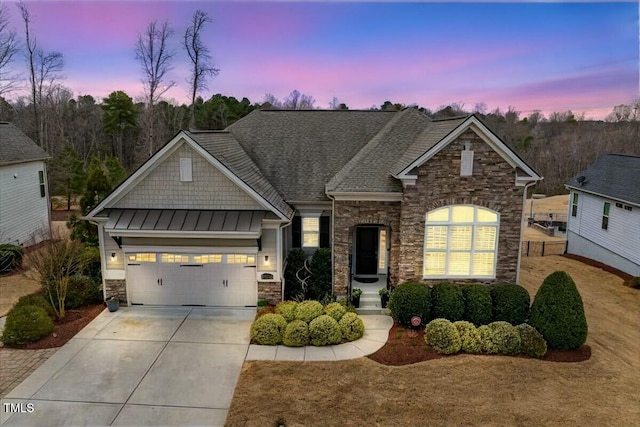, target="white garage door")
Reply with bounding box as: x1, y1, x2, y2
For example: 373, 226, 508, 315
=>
126, 252, 257, 307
